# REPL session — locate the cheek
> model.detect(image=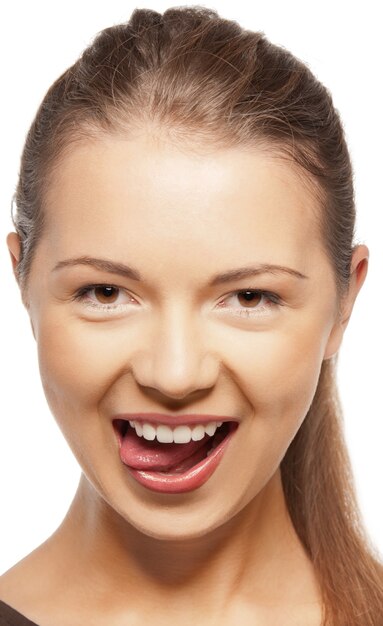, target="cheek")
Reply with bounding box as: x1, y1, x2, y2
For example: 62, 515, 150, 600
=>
222, 327, 325, 501
35, 314, 128, 470
37, 315, 121, 418
256, 332, 322, 412
235, 325, 325, 443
